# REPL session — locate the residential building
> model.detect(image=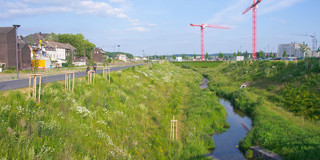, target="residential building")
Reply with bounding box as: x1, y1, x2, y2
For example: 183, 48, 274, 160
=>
234, 56, 244, 61
117, 54, 127, 62
176, 57, 183, 61
277, 43, 304, 58
43, 41, 76, 61
0, 27, 32, 69
17, 37, 32, 69
0, 27, 17, 68
92, 48, 105, 63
